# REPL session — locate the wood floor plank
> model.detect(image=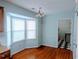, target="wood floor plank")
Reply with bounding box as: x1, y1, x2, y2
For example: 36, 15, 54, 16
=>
12, 46, 73, 59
